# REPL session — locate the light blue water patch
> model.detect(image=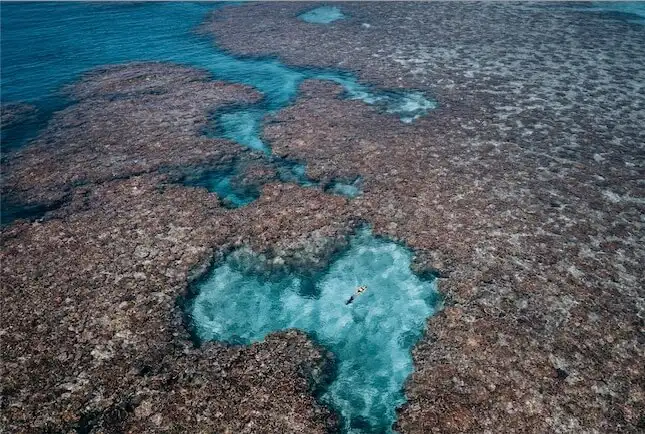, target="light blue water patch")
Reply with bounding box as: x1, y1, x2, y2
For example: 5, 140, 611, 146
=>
182, 167, 259, 208
387, 91, 438, 123
330, 183, 360, 198
553, 2, 645, 25
317, 73, 438, 123
326, 177, 363, 198
209, 175, 258, 208
299, 6, 346, 24
191, 229, 440, 433
589, 1, 645, 24
217, 109, 269, 153
275, 160, 316, 187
